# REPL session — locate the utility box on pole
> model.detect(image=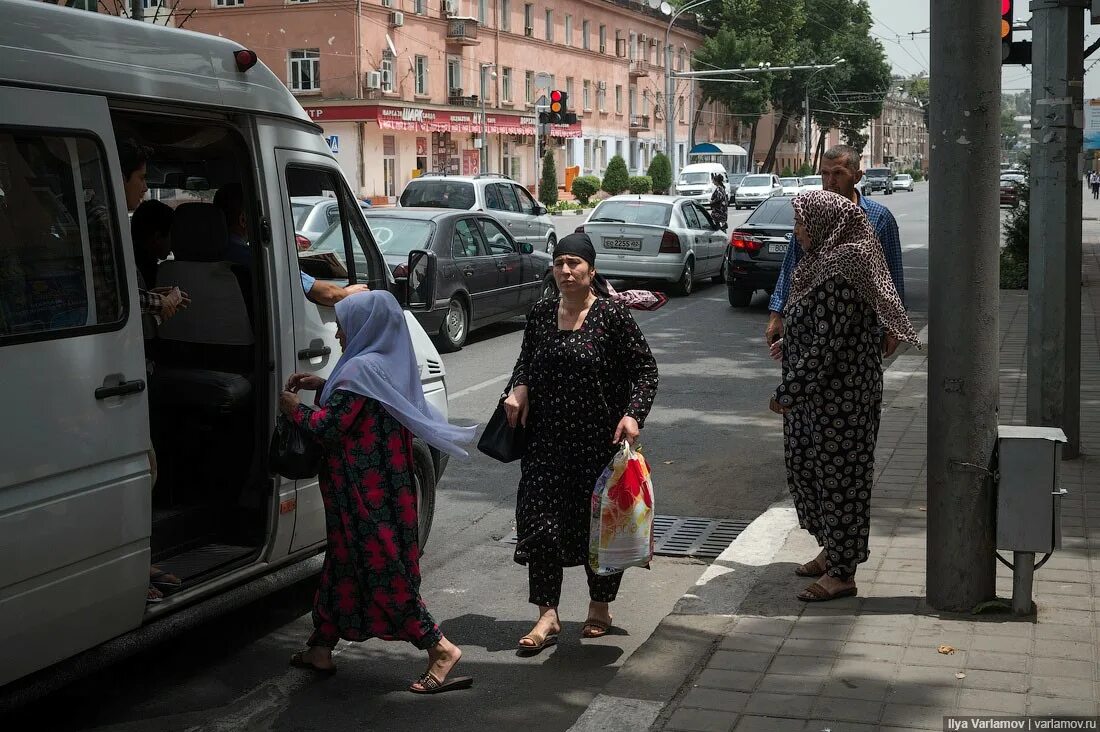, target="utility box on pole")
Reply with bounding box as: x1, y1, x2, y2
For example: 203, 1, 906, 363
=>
996, 426, 1067, 553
